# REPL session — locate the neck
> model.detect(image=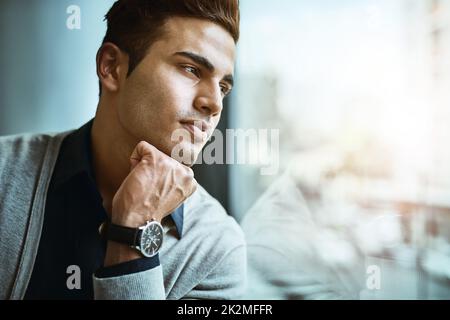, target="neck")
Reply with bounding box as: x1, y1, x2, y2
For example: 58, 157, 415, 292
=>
91, 96, 135, 214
